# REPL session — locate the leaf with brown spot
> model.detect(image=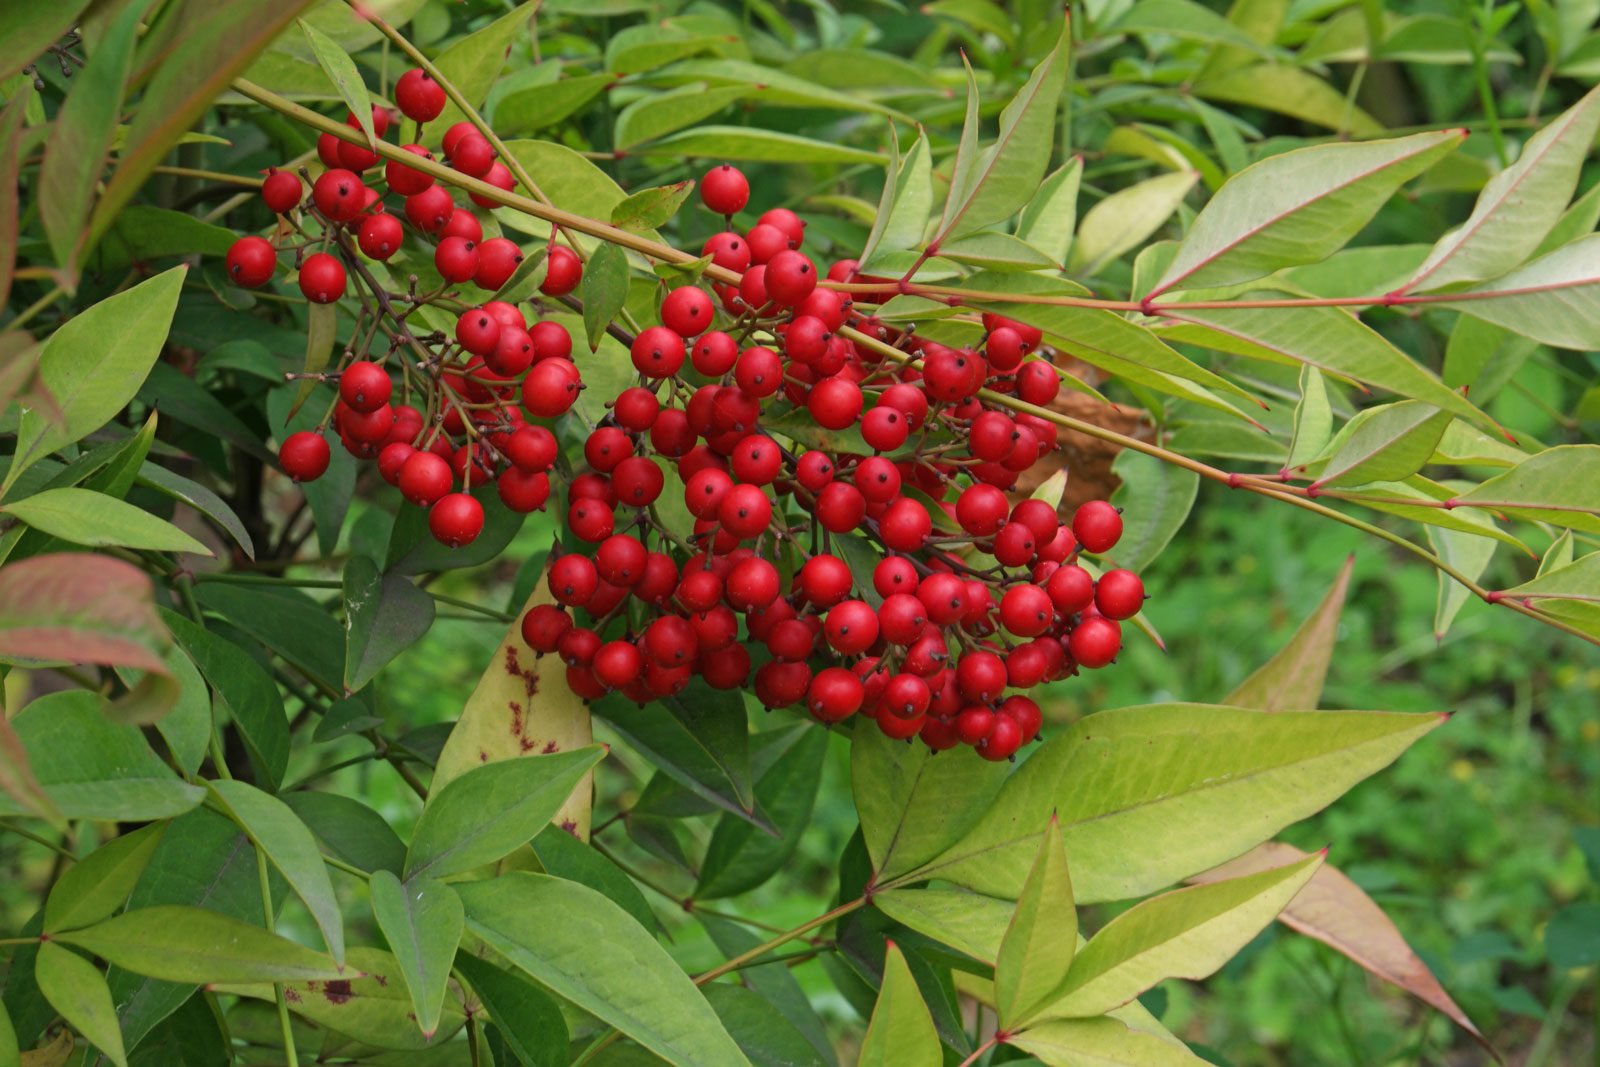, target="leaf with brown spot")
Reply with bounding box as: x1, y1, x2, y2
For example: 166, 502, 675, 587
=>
430, 576, 594, 838
1189, 842, 1494, 1057
1225, 555, 1353, 711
